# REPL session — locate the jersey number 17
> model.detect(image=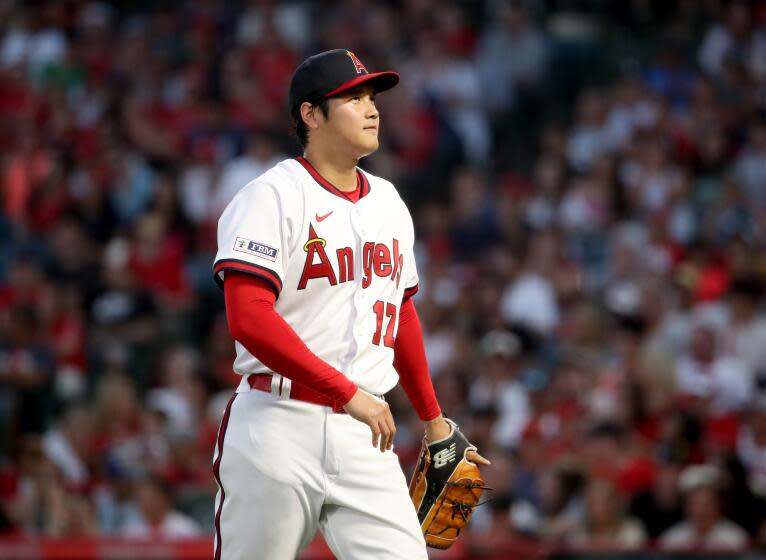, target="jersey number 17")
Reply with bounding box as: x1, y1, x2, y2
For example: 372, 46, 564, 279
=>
372, 300, 397, 348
